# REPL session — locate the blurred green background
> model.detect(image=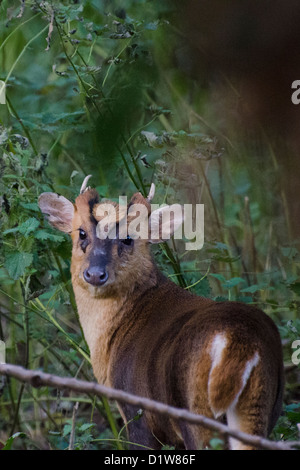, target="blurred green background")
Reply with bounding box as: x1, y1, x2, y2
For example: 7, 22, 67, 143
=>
0, 0, 299, 450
